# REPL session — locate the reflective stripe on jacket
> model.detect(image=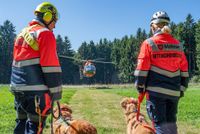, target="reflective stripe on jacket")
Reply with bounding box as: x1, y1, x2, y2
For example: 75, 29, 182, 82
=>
134, 31, 189, 99
11, 19, 62, 99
